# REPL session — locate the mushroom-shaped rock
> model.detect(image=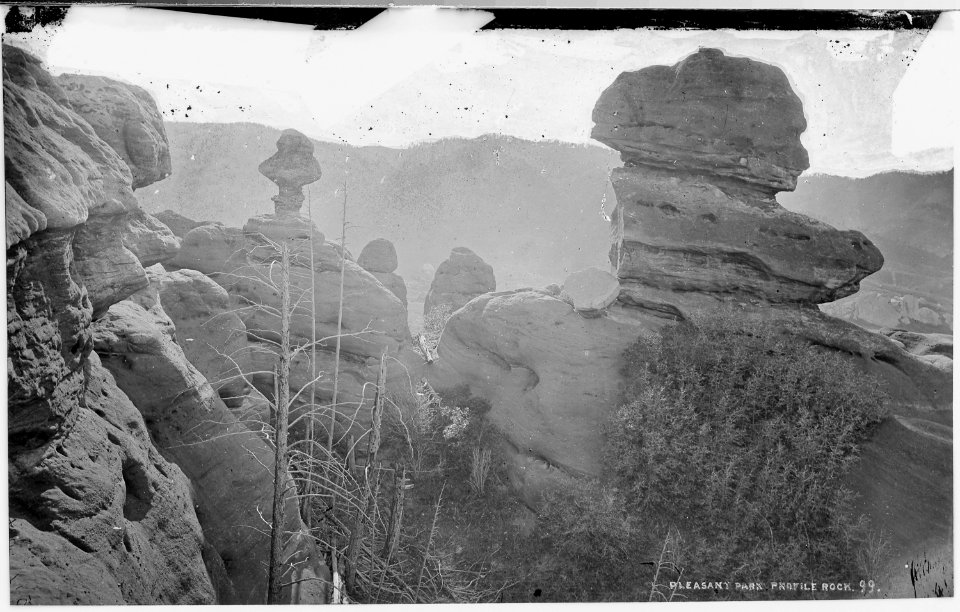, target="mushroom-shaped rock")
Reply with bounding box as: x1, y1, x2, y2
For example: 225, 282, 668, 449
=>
594, 48, 884, 306
423, 247, 496, 316
257, 129, 322, 215
560, 267, 620, 315
358, 238, 399, 273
